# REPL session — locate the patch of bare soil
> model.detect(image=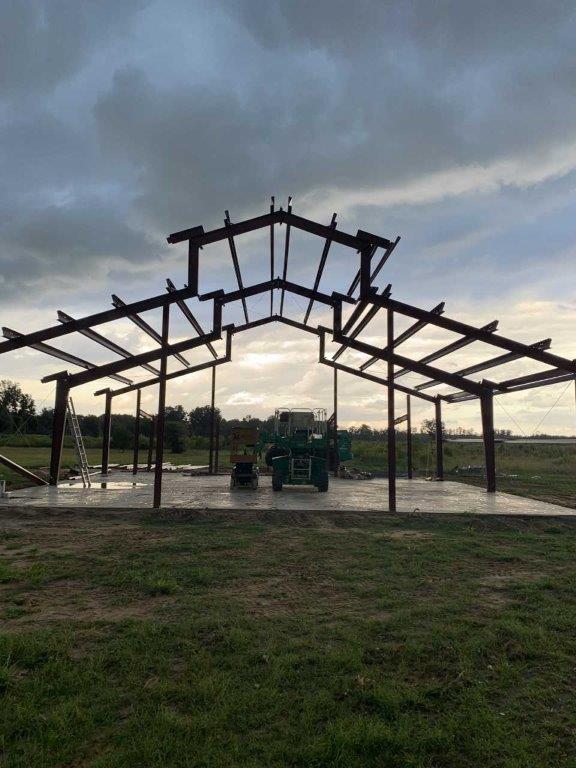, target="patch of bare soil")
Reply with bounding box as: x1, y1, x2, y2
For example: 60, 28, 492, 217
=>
478, 569, 544, 587
2, 578, 177, 630
216, 572, 390, 622
313, 519, 435, 540
473, 569, 548, 612
1, 521, 181, 568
